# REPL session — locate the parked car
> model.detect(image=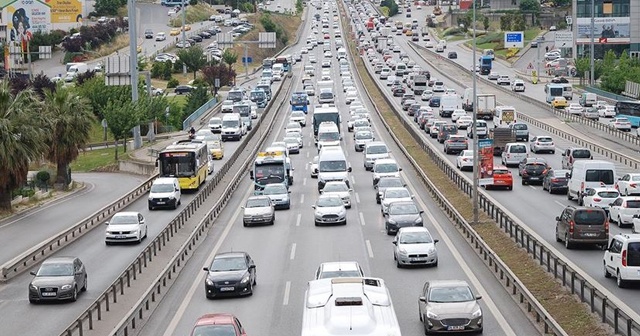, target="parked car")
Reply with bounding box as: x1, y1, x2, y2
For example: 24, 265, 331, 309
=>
174, 85, 194, 94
